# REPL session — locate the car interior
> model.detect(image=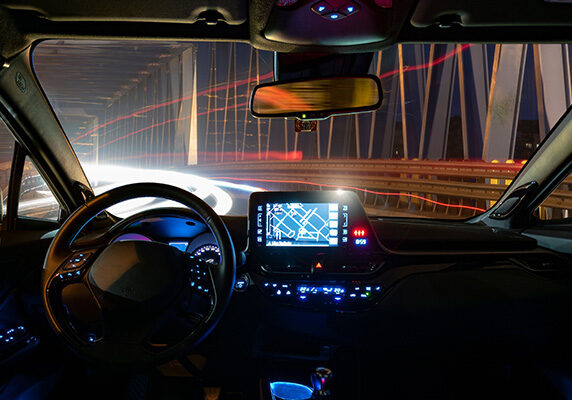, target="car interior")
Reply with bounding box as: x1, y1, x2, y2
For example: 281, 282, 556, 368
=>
1, 0, 572, 399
